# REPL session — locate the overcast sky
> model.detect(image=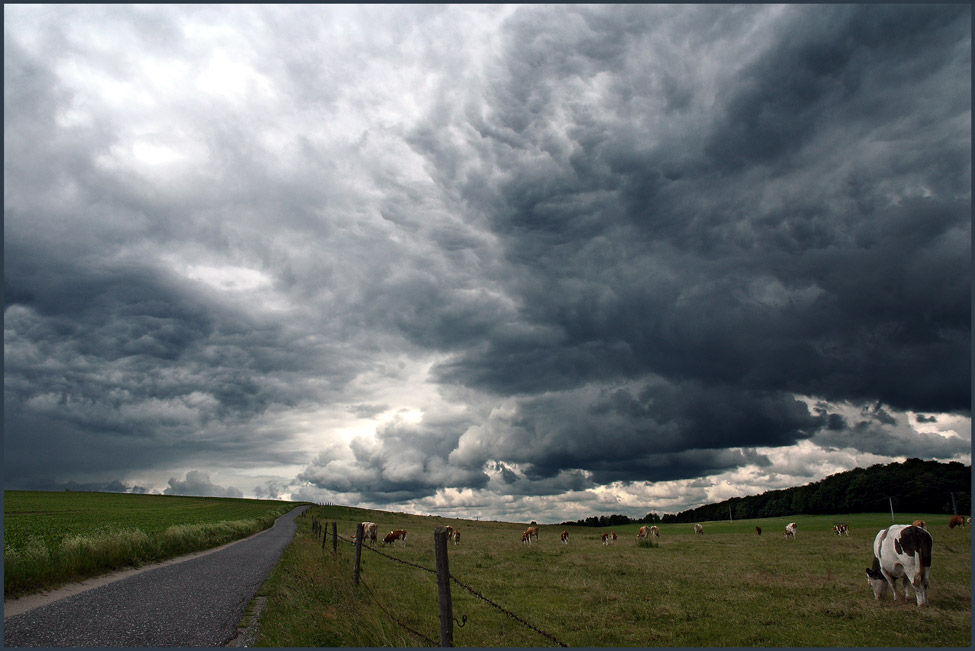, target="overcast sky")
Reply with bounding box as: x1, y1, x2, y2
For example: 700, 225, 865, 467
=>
4, 4, 971, 523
